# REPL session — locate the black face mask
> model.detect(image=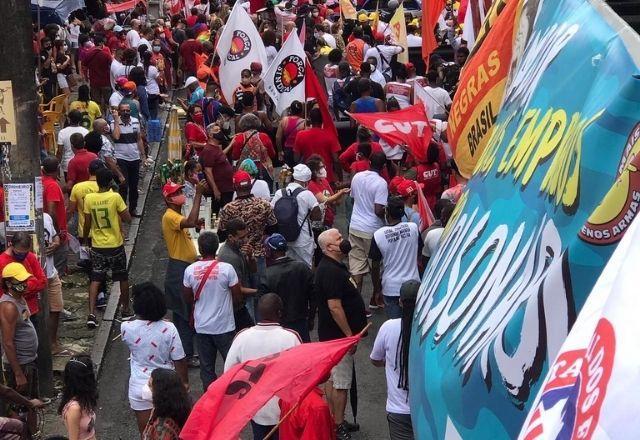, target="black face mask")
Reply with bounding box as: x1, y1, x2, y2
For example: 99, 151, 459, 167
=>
339, 240, 352, 255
